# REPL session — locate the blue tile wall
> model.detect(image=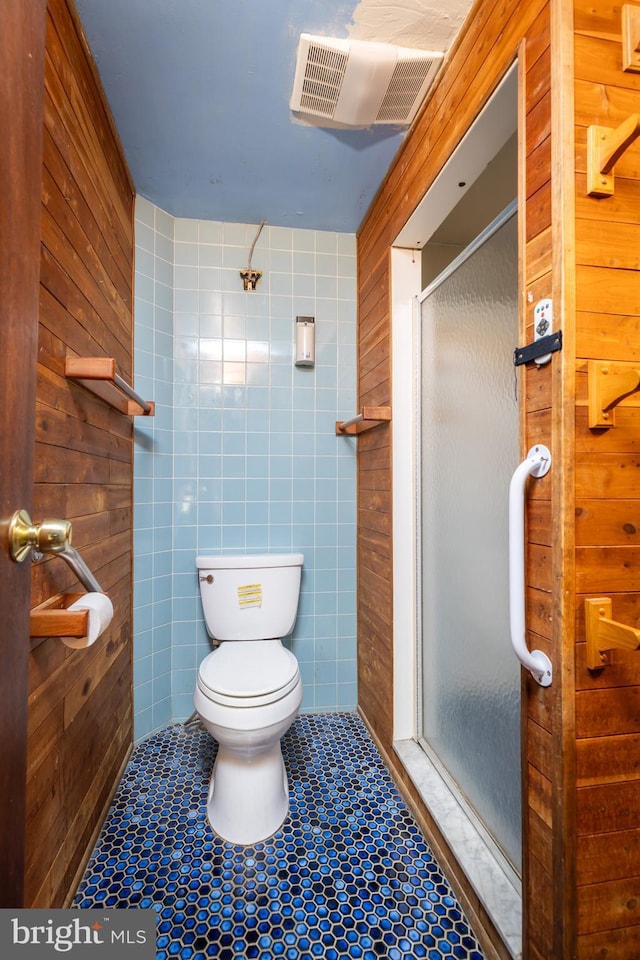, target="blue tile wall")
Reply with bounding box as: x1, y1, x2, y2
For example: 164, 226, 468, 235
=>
133, 198, 358, 740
